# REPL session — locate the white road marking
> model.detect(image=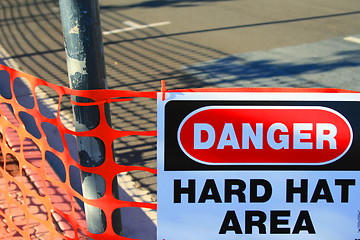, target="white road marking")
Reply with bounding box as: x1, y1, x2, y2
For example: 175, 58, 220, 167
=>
344, 36, 360, 44
103, 21, 171, 35
123, 20, 144, 28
